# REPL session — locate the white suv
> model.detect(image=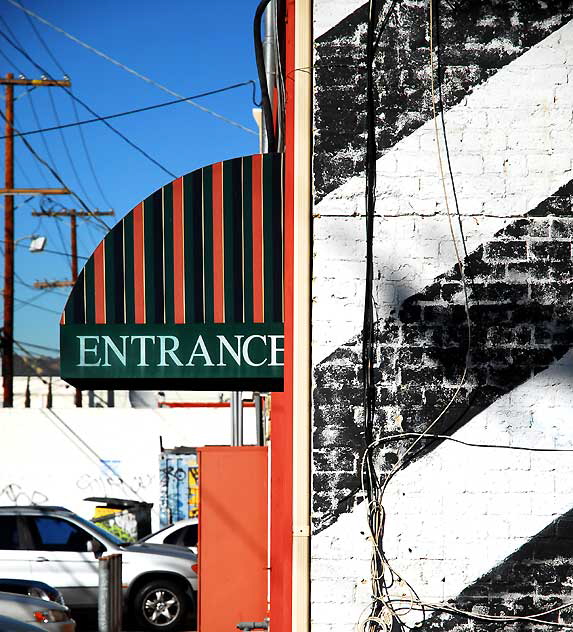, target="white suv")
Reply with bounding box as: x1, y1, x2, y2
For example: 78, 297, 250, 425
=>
0, 506, 197, 631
